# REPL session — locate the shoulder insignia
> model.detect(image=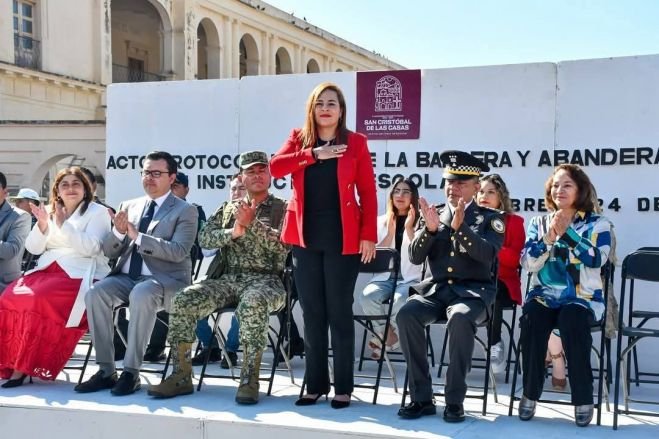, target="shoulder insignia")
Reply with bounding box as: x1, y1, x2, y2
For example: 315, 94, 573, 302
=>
491, 217, 505, 234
